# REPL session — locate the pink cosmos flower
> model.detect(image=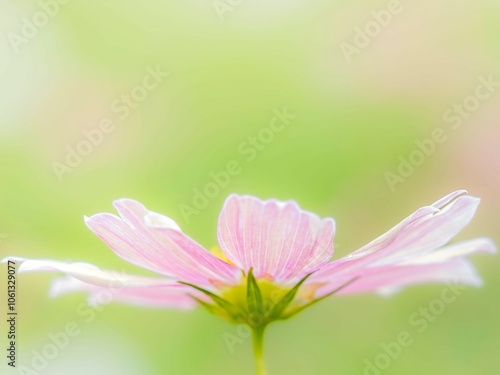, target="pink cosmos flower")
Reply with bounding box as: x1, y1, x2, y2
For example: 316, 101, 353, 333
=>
4, 190, 495, 375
